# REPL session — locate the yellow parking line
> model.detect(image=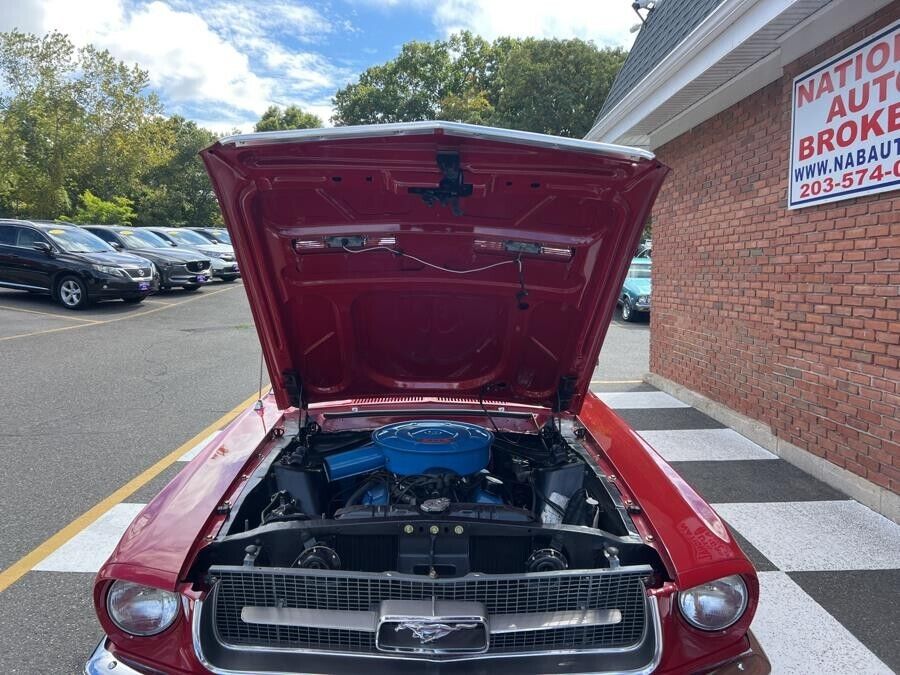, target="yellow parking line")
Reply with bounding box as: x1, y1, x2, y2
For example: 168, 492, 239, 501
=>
0, 304, 101, 323
0, 388, 266, 594
0, 285, 239, 342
